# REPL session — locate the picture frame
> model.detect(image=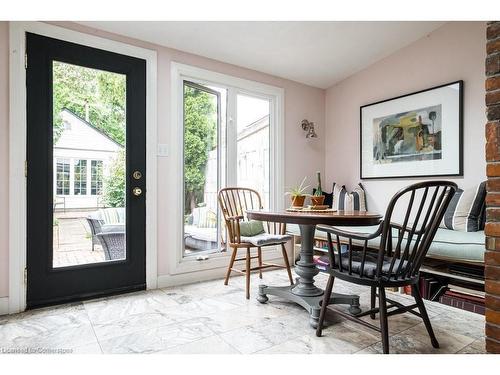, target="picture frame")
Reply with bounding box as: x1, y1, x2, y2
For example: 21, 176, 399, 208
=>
360, 80, 463, 180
